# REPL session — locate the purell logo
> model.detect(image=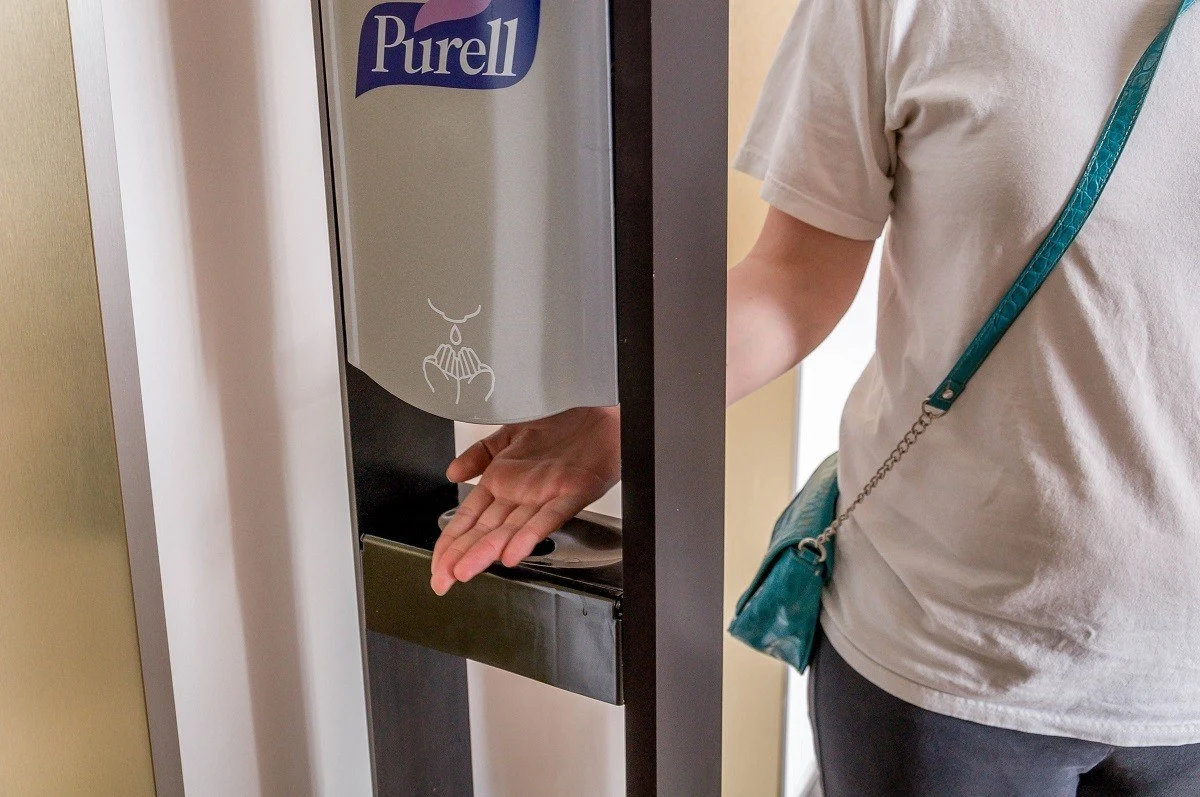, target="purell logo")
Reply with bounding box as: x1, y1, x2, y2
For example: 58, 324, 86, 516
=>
356, 0, 540, 96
